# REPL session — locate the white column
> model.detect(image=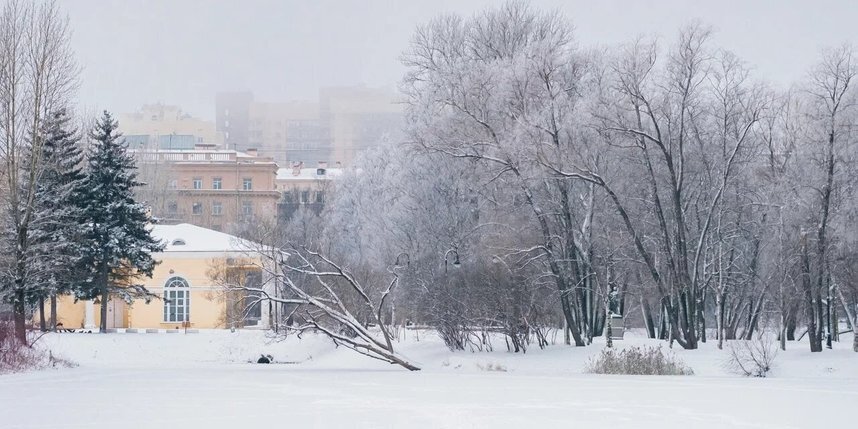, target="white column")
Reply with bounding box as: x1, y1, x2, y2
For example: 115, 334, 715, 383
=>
260, 260, 276, 330
84, 300, 95, 329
